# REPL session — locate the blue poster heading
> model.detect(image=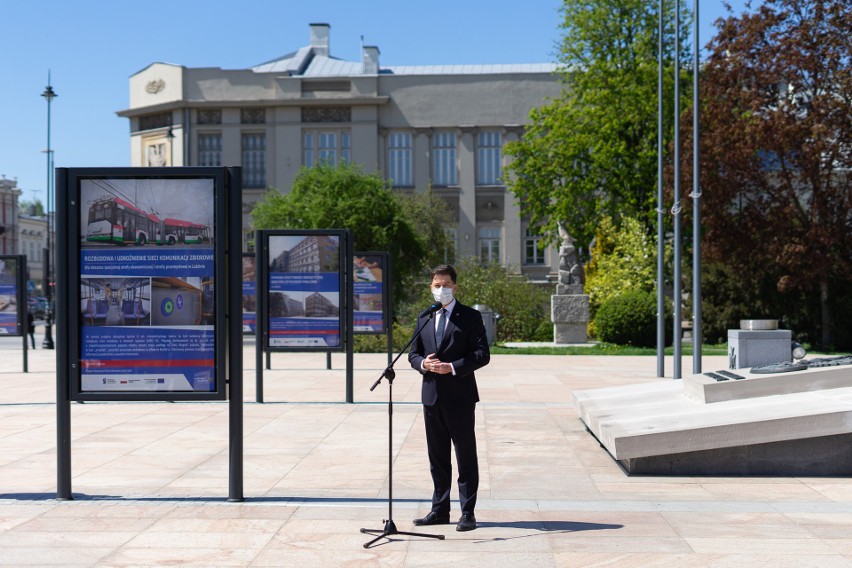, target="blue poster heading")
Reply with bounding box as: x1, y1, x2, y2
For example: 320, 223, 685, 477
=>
270, 272, 339, 292
81, 249, 213, 277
